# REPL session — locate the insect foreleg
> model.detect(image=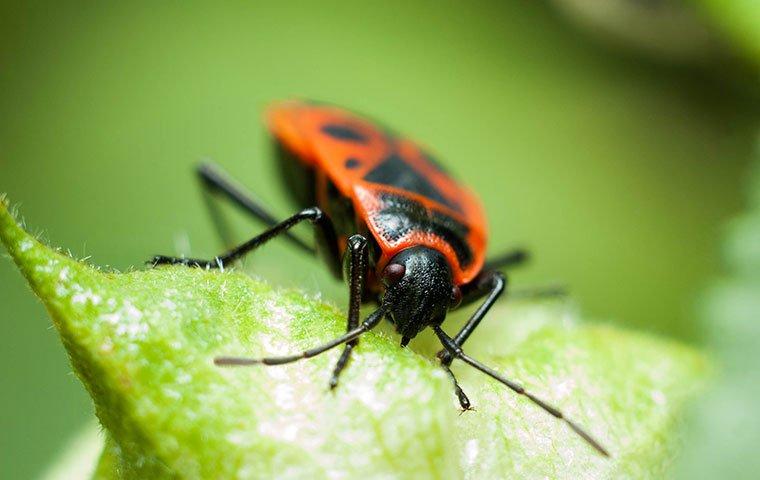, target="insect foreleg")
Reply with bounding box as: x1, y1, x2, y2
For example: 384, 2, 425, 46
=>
433, 325, 609, 457
439, 270, 507, 367
329, 234, 368, 389
442, 364, 472, 411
